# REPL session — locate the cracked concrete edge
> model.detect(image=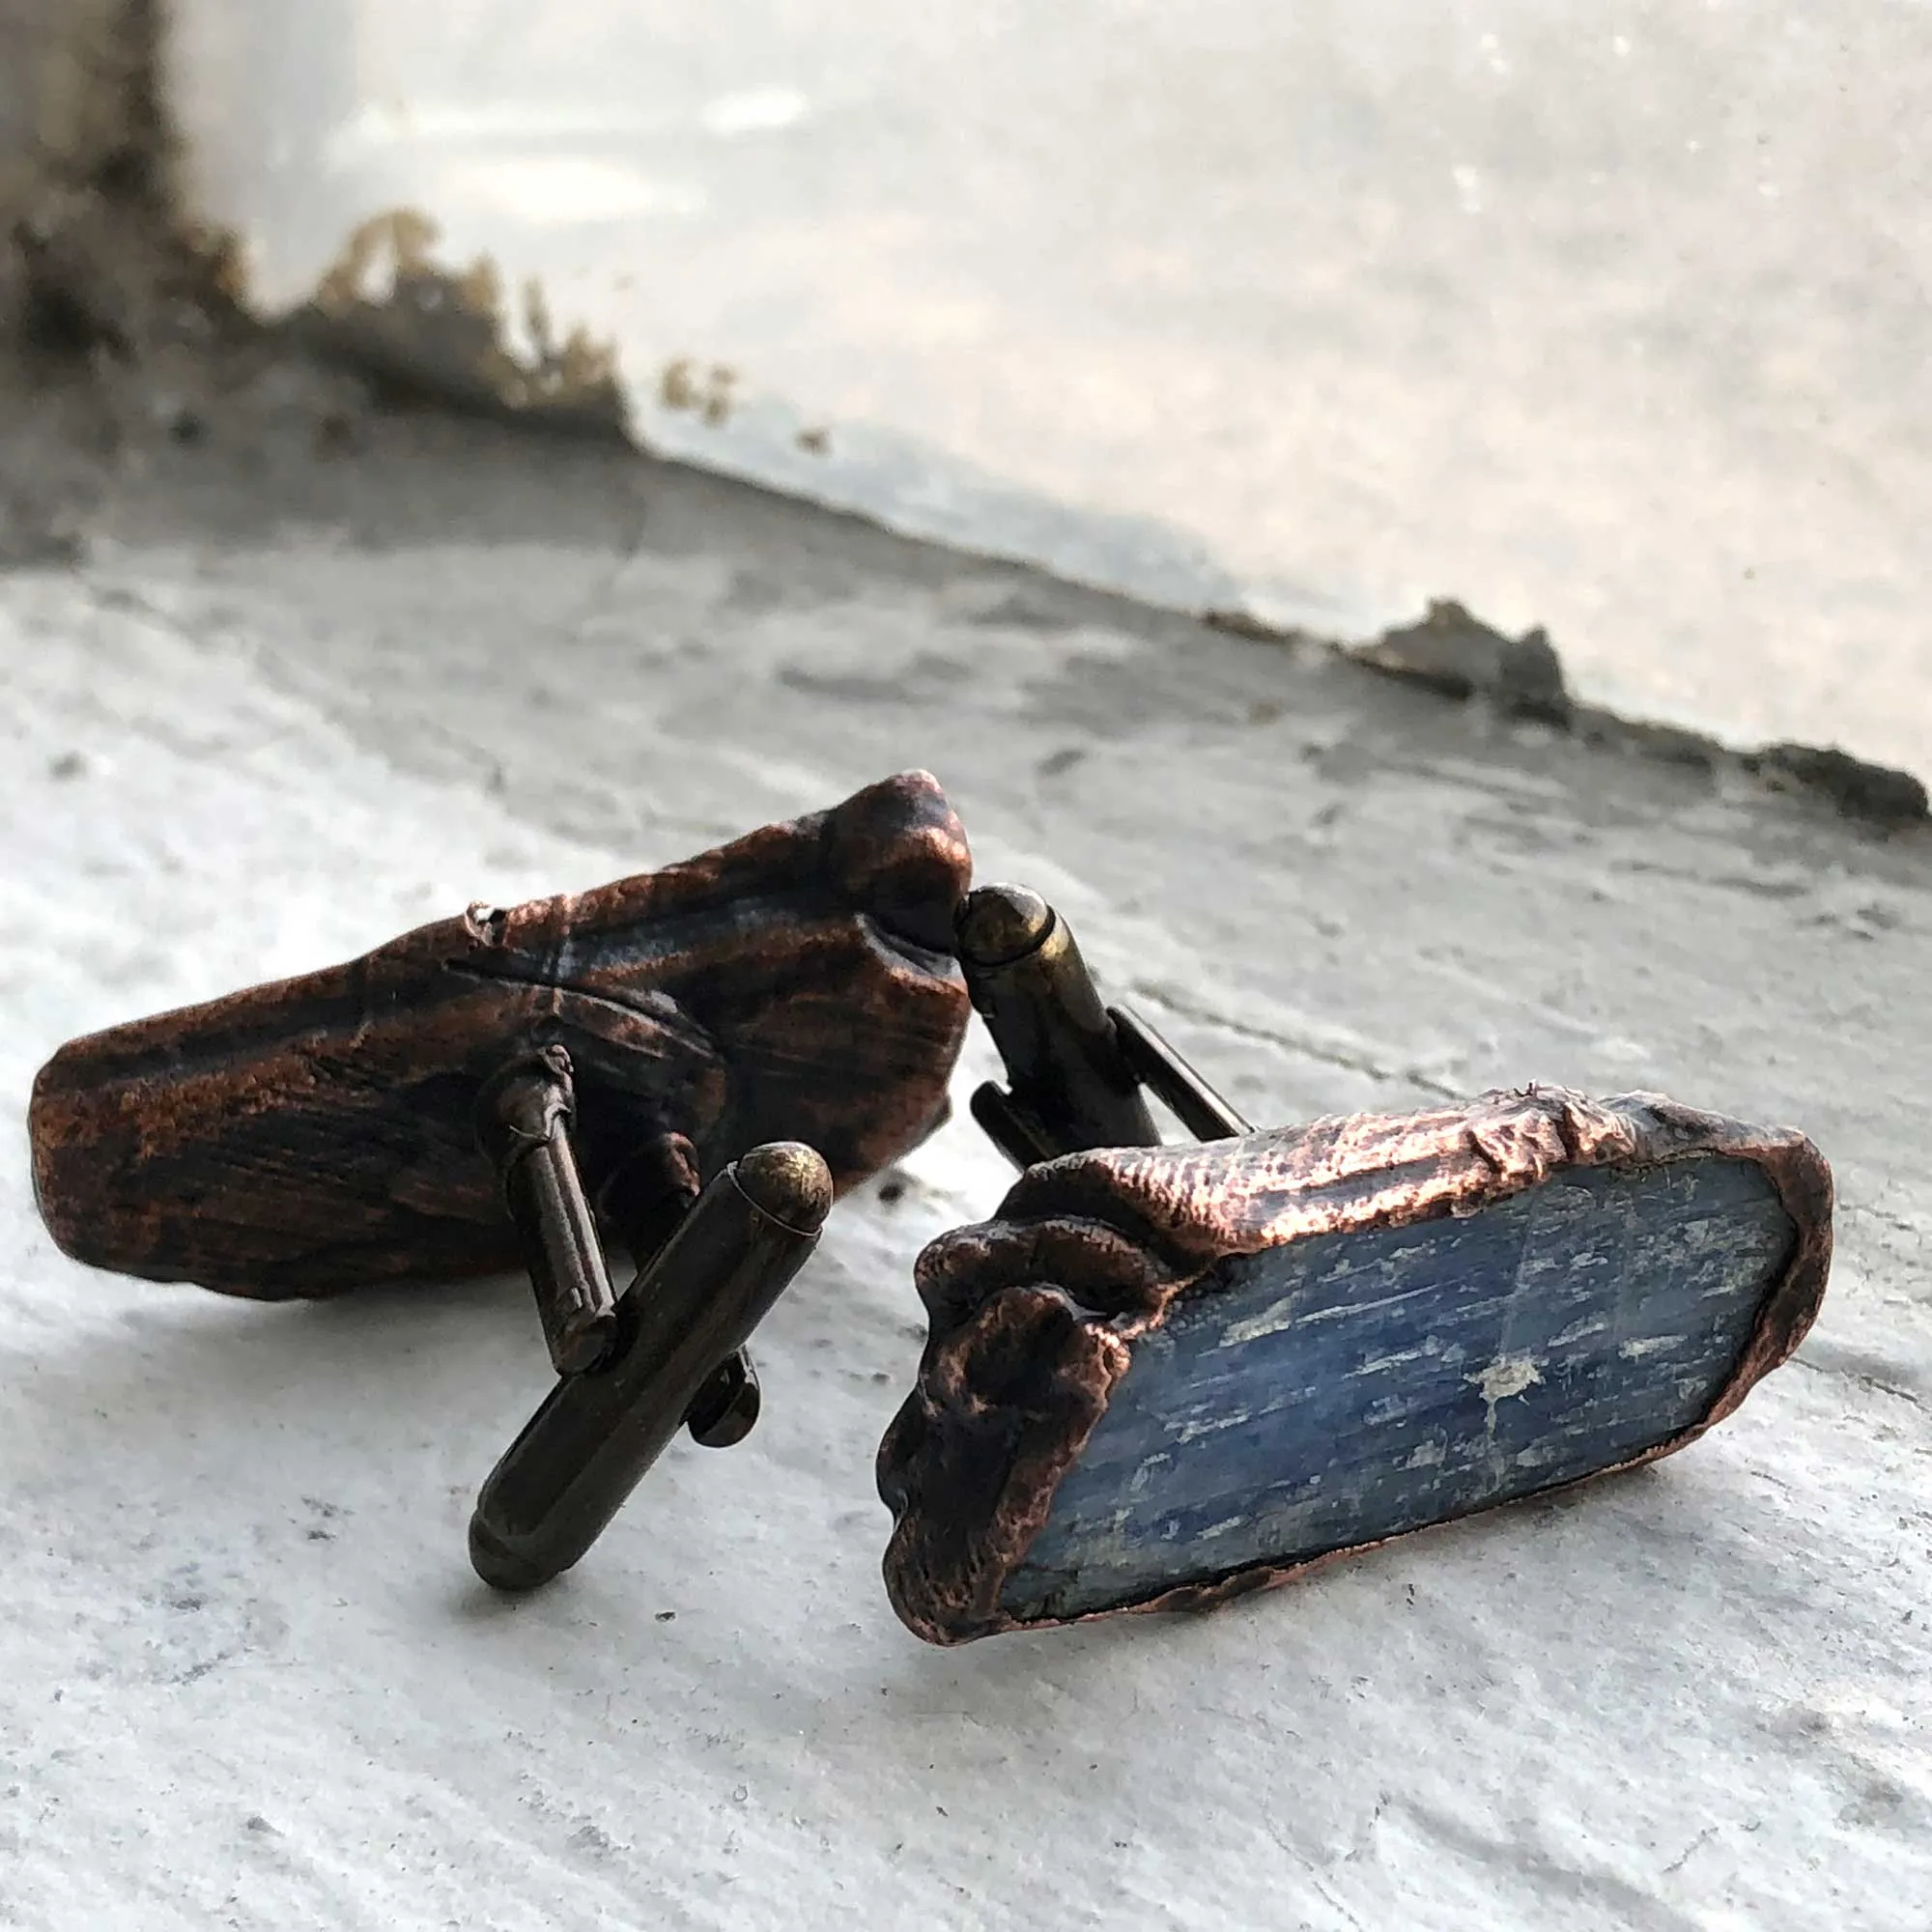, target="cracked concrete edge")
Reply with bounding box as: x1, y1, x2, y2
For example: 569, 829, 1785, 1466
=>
282, 214, 632, 442
0, 6, 1922, 835
251, 250, 1932, 830
1, 4, 630, 433
1211, 598, 1929, 831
